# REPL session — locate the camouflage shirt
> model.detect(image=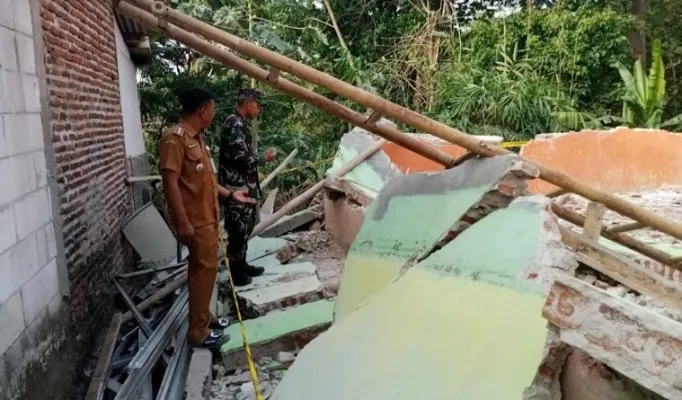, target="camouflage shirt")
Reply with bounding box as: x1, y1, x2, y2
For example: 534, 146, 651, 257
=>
219, 113, 262, 200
